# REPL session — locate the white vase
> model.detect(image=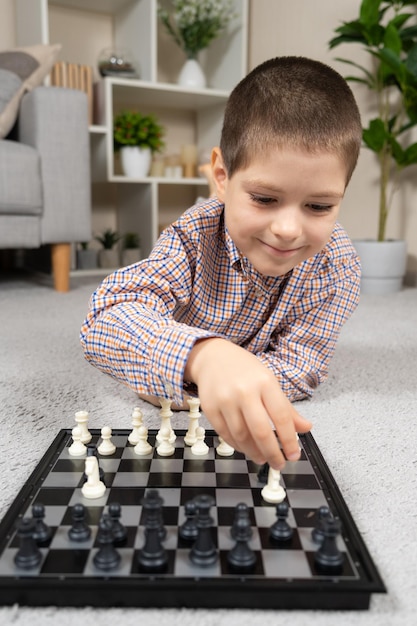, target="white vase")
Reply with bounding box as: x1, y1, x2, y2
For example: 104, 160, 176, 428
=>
353, 239, 407, 294
177, 58, 206, 89
120, 146, 151, 178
